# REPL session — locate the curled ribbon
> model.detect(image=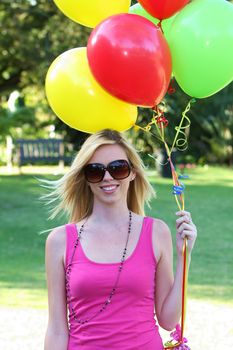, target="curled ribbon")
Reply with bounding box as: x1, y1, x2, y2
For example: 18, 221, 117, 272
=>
134, 99, 196, 341
134, 99, 196, 350
156, 115, 169, 128
173, 182, 185, 196
169, 98, 196, 155
164, 324, 190, 350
